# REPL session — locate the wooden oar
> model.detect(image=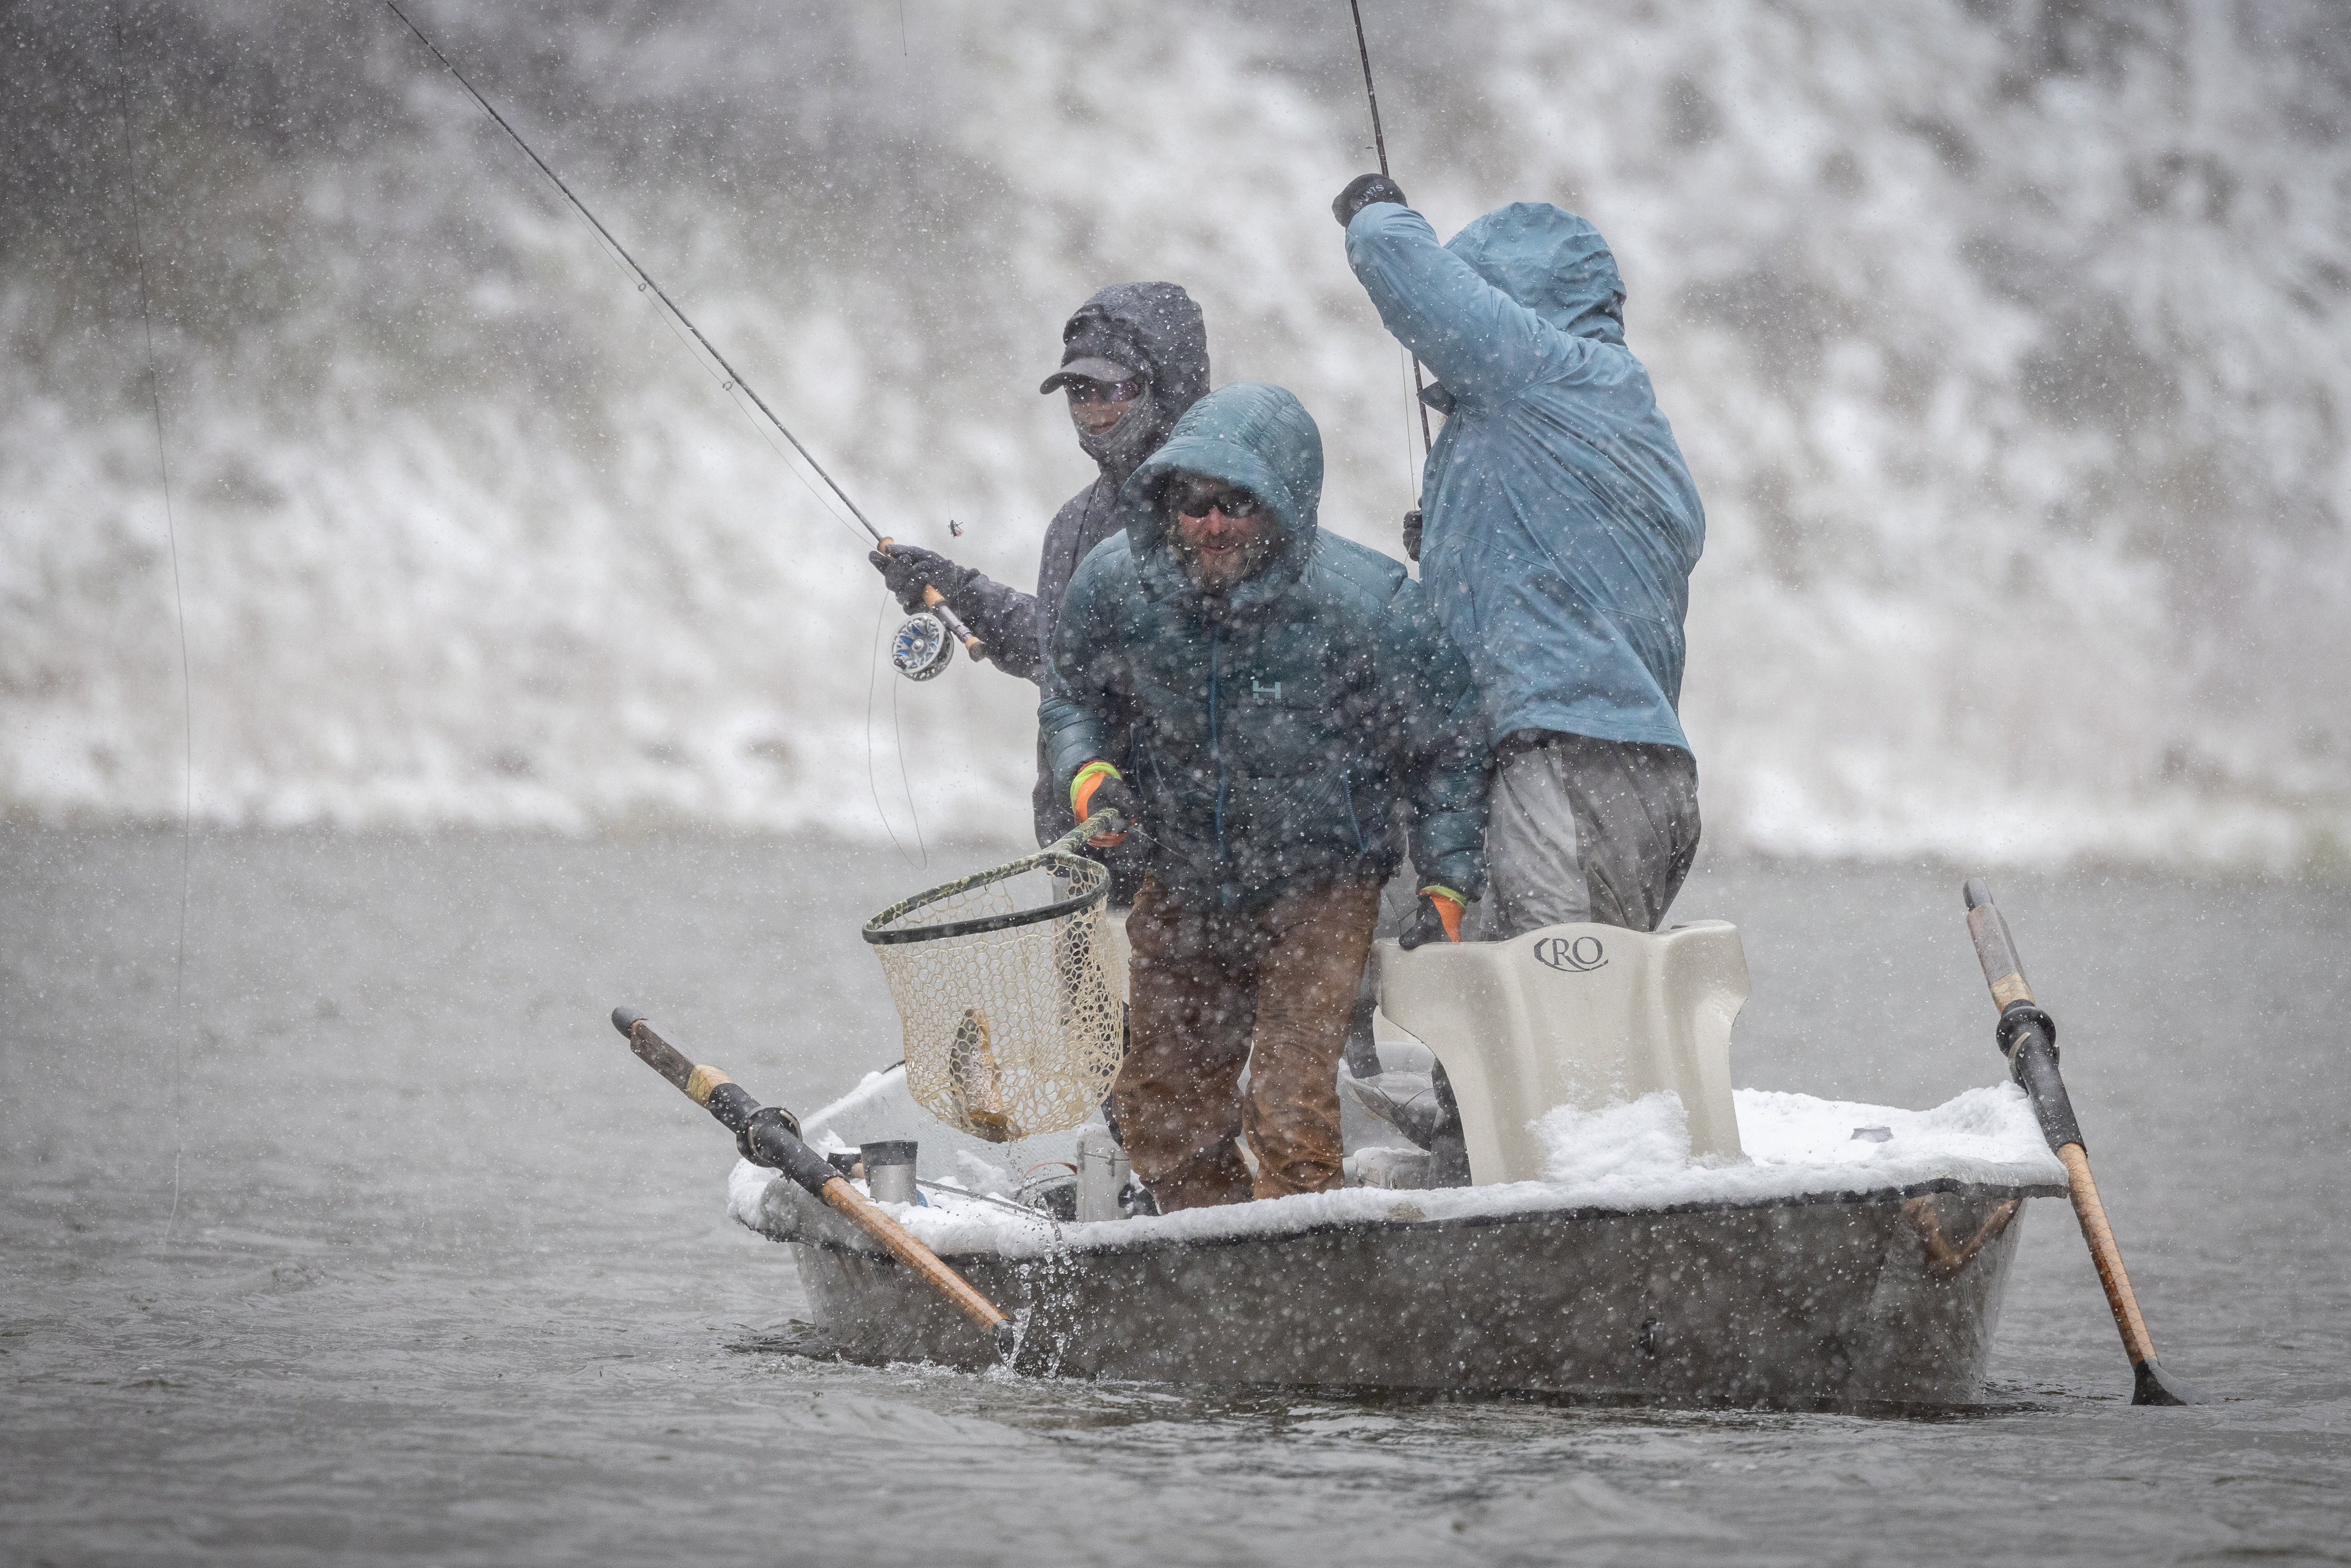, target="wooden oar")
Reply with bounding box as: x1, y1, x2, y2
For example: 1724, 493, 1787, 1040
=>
1961, 880, 2197, 1405
610, 1007, 1016, 1359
